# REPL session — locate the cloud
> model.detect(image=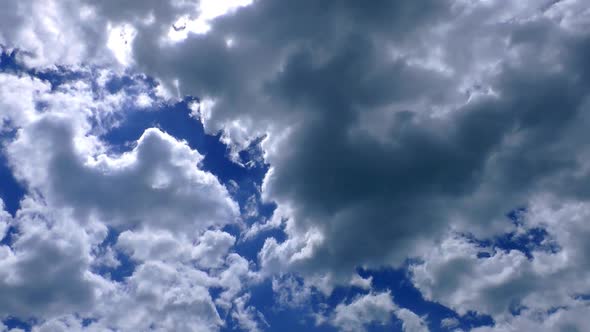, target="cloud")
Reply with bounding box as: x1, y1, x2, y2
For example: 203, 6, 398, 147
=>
0, 68, 250, 332
0, 74, 48, 130
110, 260, 222, 331
7, 114, 238, 233
0, 200, 9, 241
0, 193, 254, 332
192, 230, 237, 268
327, 291, 429, 332
396, 308, 430, 332
85, 227, 255, 332
51, 0, 590, 291
256, 5, 590, 283
411, 195, 590, 328
118, 228, 236, 269
440, 317, 460, 329
0, 0, 111, 67
0, 198, 103, 319
70, 1, 590, 325
271, 275, 312, 309
411, 235, 534, 317
2, 0, 590, 330
0, 69, 238, 235
471, 304, 590, 332
231, 293, 269, 332
329, 292, 396, 332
